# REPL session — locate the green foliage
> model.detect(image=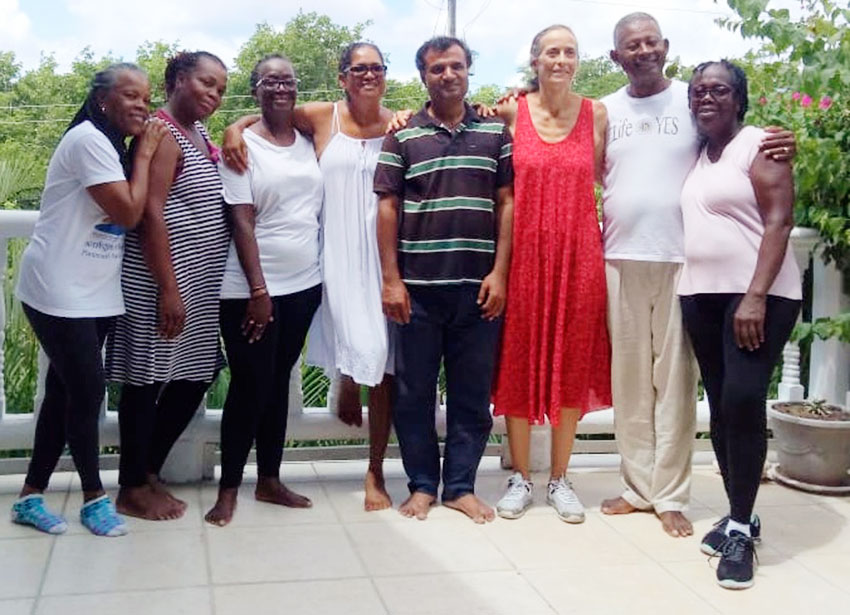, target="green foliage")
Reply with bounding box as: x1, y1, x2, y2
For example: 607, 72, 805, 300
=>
792, 312, 850, 344
573, 56, 628, 99
720, 0, 850, 271
3, 238, 38, 414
